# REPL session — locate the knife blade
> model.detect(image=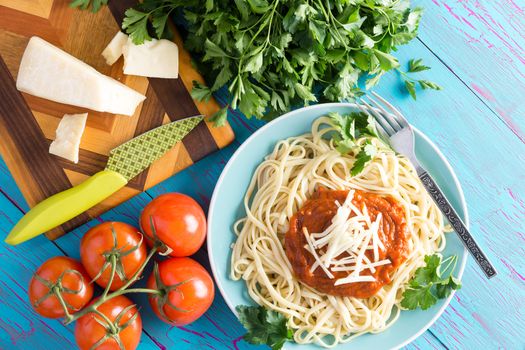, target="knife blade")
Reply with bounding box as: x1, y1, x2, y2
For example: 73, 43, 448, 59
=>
5, 115, 203, 245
